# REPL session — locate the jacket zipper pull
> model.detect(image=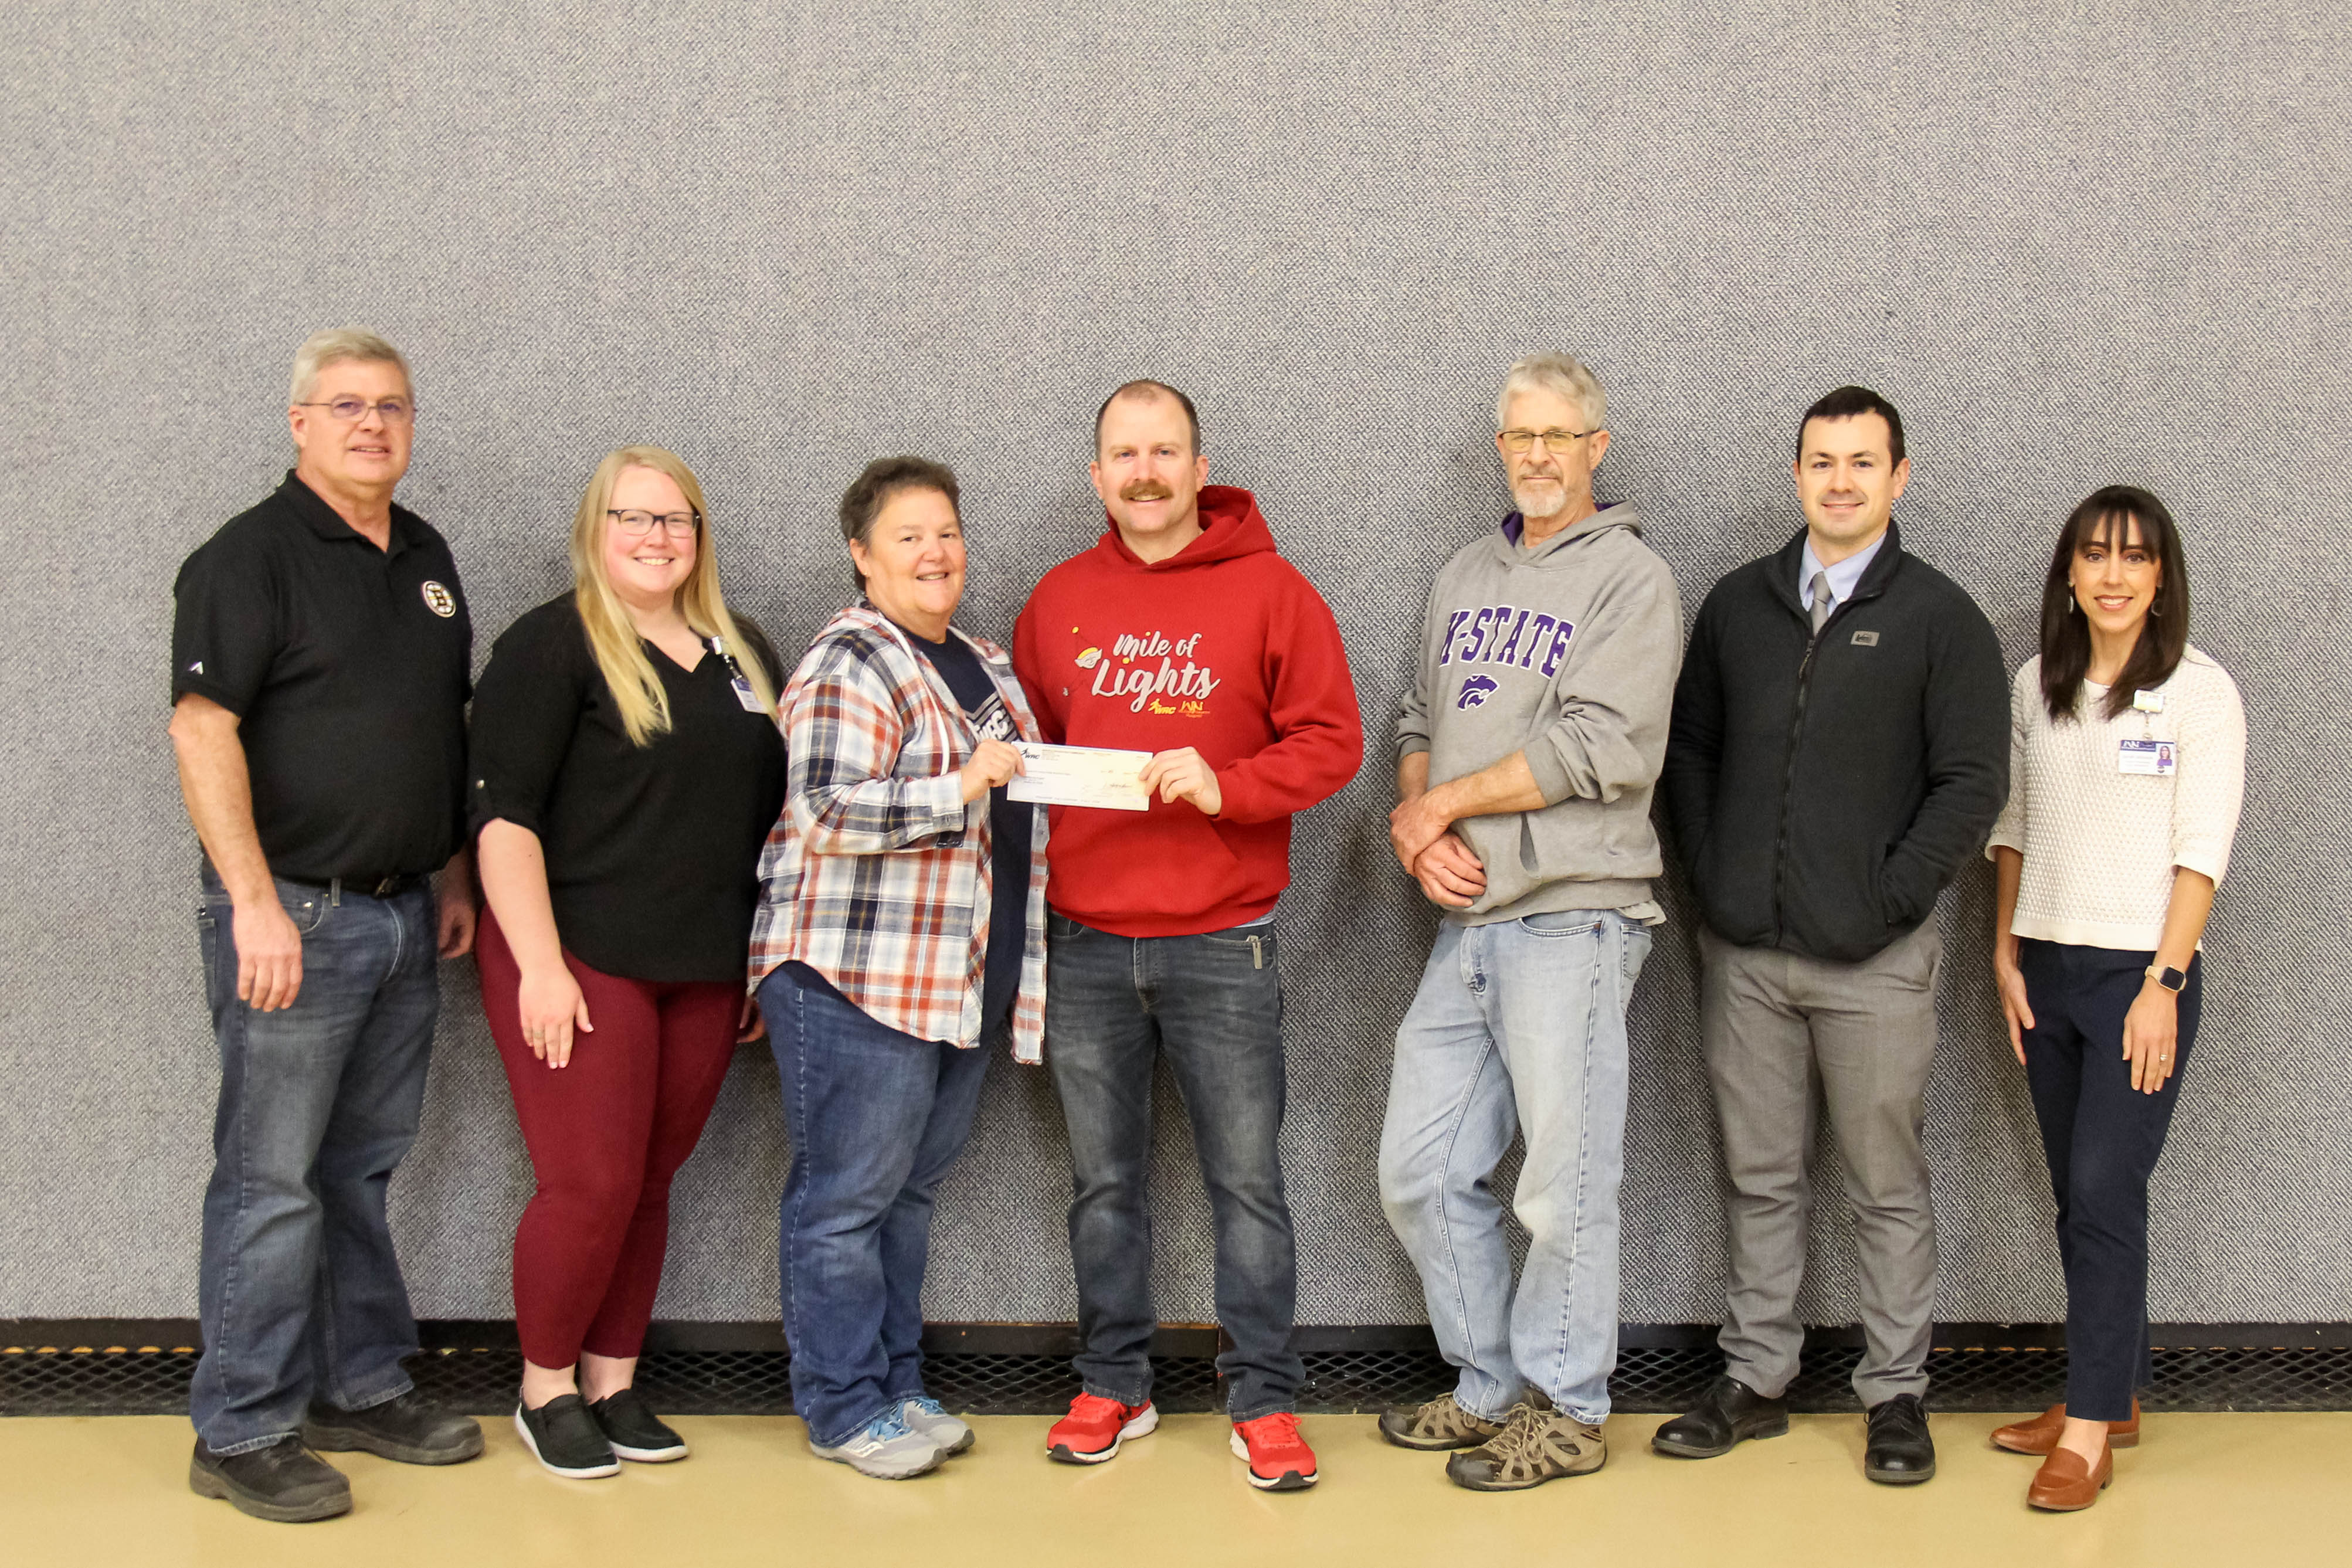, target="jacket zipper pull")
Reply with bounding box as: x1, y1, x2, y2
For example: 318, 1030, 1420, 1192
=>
1248, 934, 1264, 970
